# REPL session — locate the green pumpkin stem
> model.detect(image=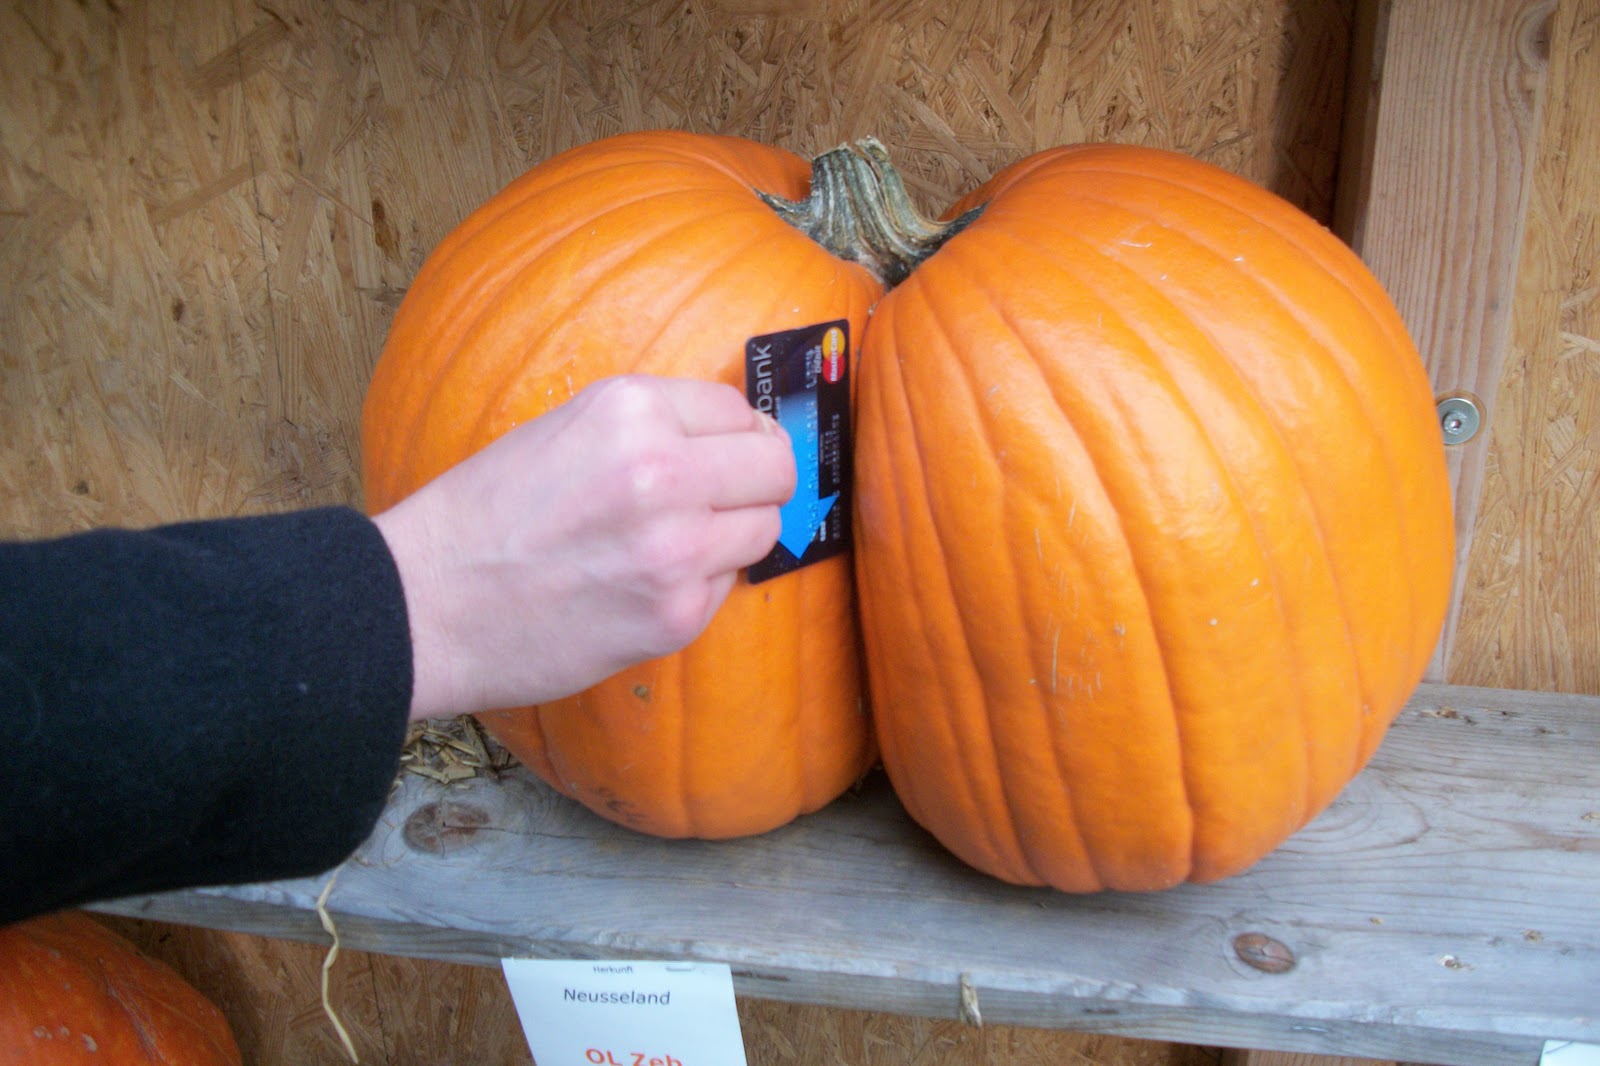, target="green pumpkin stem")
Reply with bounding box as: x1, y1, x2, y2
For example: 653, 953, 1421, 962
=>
761, 137, 982, 287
